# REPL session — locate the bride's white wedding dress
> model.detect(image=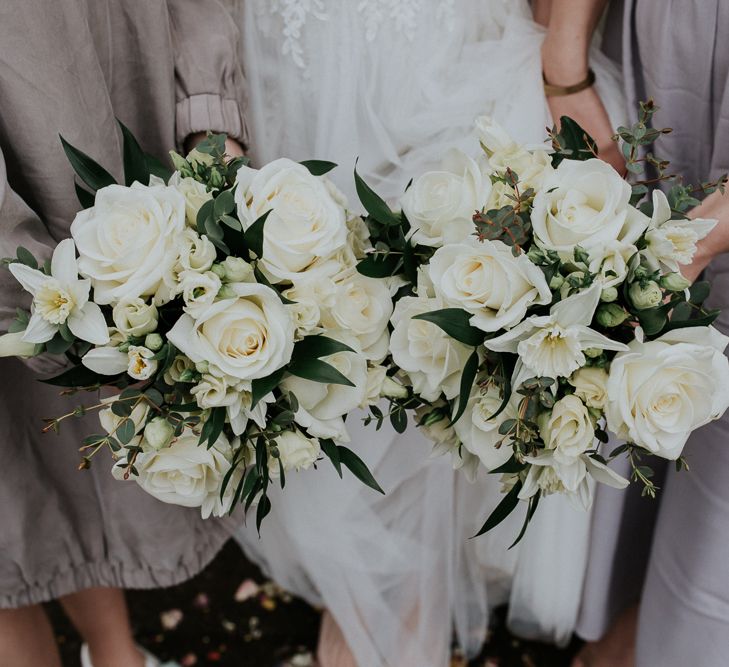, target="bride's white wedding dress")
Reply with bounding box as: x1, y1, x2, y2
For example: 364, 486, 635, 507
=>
225, 1, 626, 664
